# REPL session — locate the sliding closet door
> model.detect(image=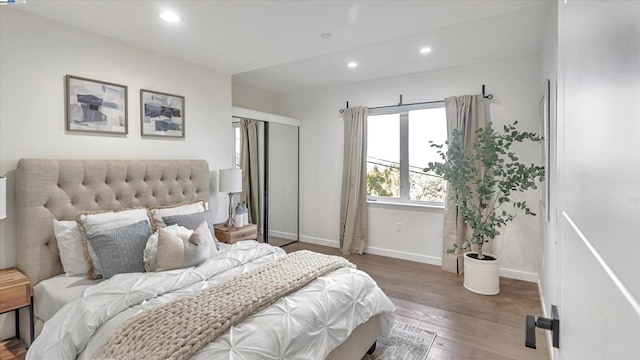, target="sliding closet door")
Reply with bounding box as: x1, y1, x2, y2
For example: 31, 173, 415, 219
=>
266, 123, 299, 246
233, 119, 299, 246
